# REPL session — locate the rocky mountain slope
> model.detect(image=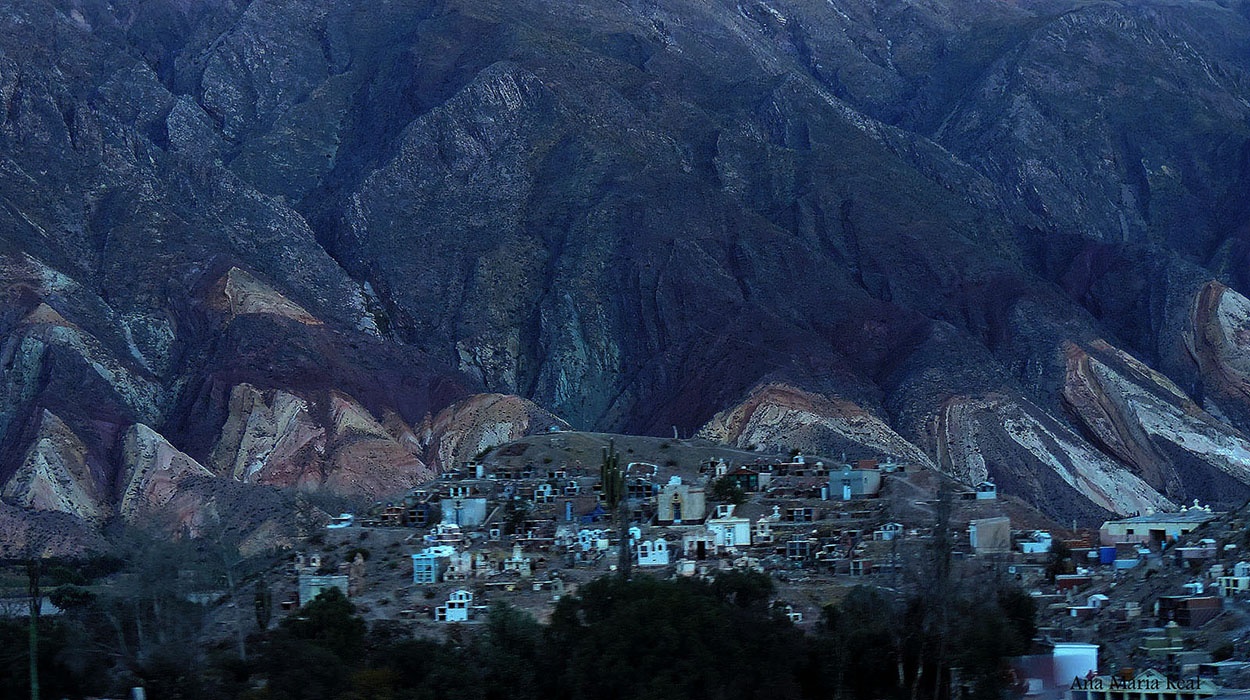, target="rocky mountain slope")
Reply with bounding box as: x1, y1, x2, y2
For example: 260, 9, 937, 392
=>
4, 0, 1250, 541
